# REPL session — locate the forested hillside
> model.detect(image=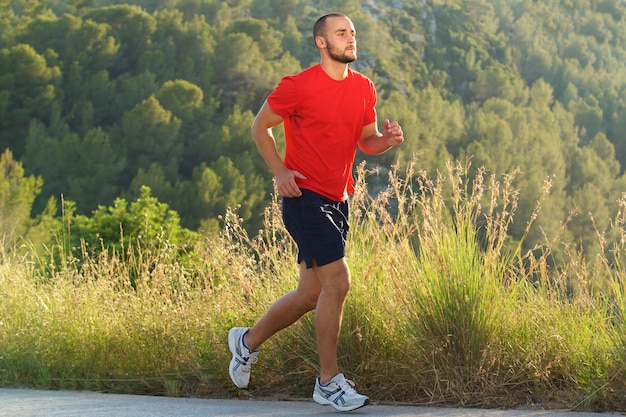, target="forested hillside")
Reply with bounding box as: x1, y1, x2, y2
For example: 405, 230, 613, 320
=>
1, 0, 626, 261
